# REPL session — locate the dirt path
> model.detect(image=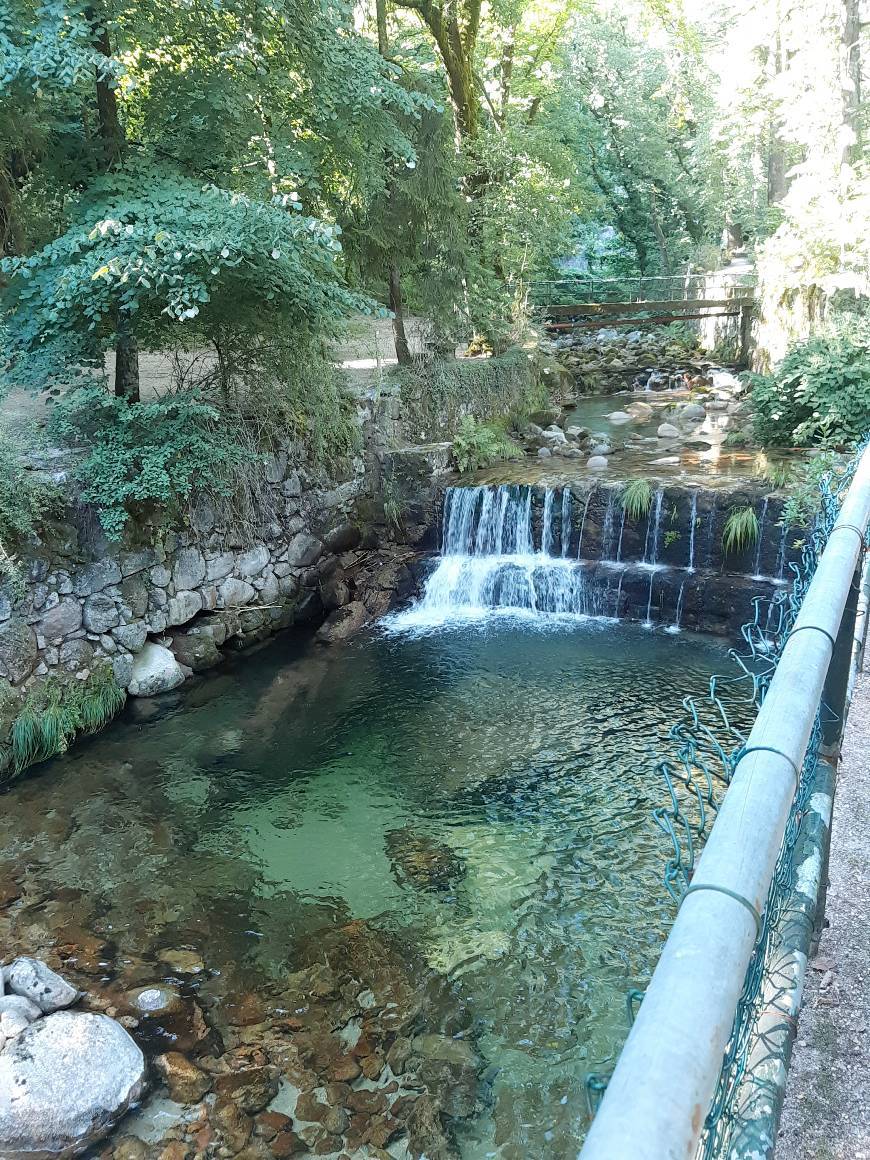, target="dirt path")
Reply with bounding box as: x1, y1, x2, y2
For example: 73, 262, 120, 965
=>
776, 669, 870, 1160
